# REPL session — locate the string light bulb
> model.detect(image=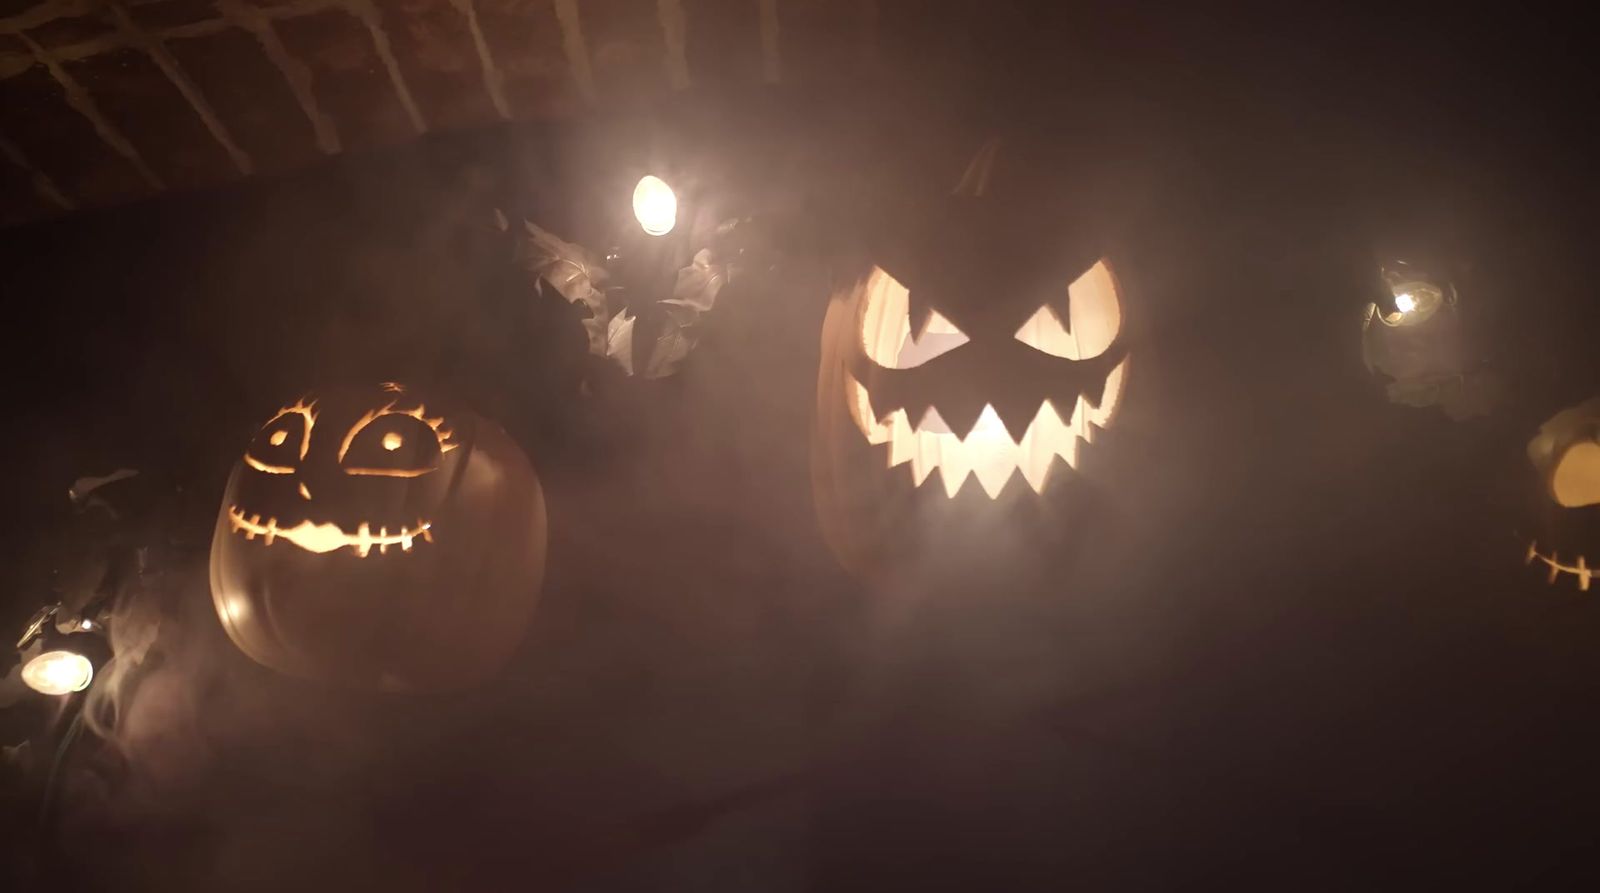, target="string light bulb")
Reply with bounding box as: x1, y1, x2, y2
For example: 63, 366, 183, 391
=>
632, 175, 677, 236
21, 650, 94, 696
1371, 263, 1451, 327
